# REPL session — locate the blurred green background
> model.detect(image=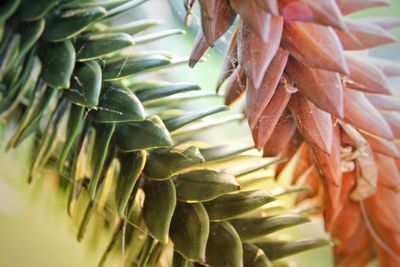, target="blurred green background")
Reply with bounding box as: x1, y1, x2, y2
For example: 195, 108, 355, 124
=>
1, 1, 400, 266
